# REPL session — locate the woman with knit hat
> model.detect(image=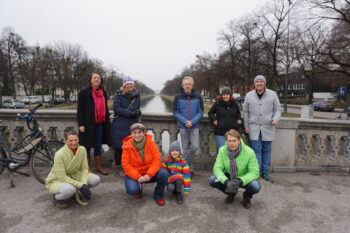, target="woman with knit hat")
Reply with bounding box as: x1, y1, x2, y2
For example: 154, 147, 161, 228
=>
77, 72, 112, 175
112, 76, 141, 176
122, 123, 169, 206
161, 141, 191, 204
208, 87, 242, 150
